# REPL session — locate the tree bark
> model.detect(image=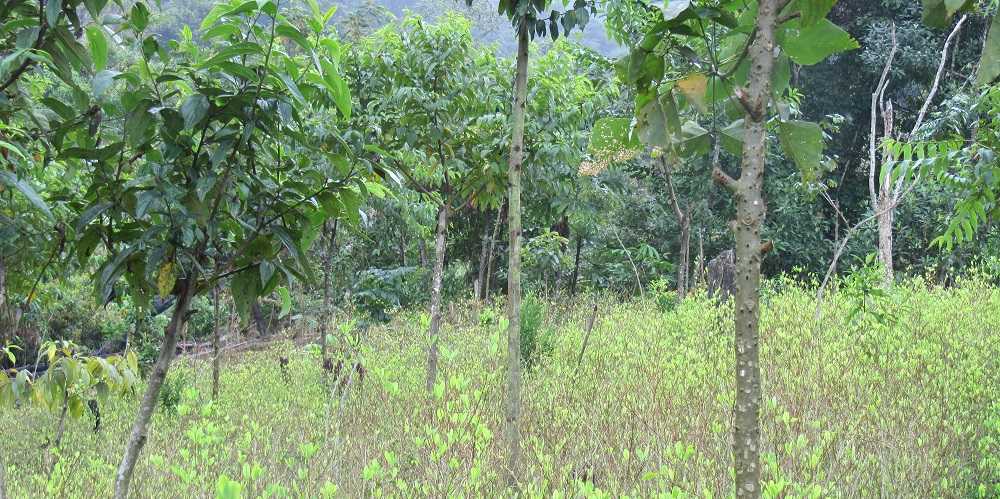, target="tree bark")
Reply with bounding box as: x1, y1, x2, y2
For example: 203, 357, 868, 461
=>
425, 204, 449, 392
503, 18, 529, 488
321, 220, 338, 374
678, 213, 691, 299
570, 235, 582, 297
711, 1, 779, 496
876, 193, 894, 283
211, 286, 221, 399
114, 277, 196, 499
476, 212, 491, 301
484, 204, 503, 302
